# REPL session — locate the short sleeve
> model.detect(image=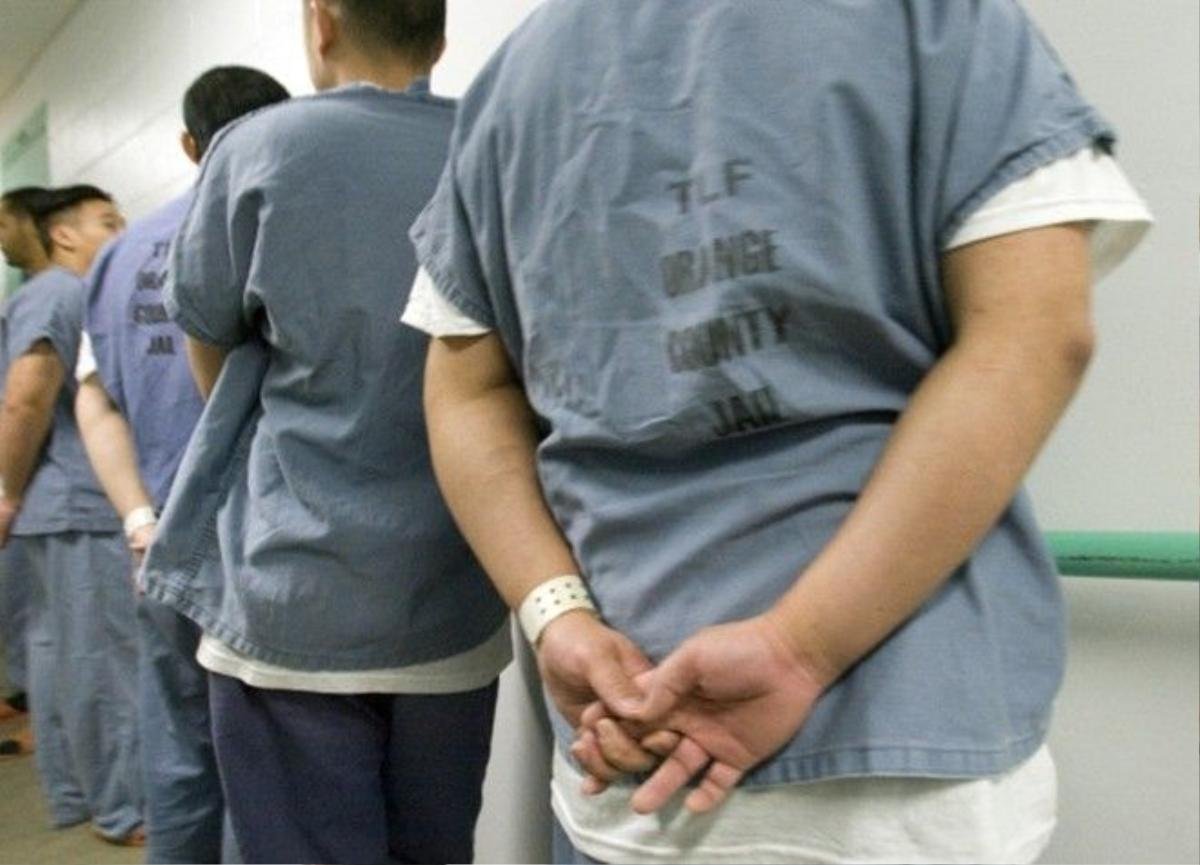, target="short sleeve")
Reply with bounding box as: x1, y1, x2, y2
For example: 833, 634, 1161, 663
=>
7, 281, 81, 373
408, 164, 497, 328
920, 0, 1116, 250
164, 135, 261, 348
944, 146, 1153, 282
400, 267, 491, 337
